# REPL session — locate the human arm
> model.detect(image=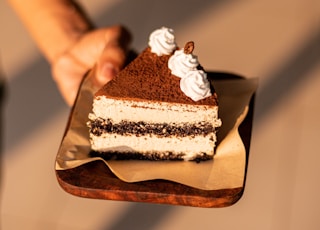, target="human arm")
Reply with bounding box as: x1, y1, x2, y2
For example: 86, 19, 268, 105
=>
7, 0, 131, 105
